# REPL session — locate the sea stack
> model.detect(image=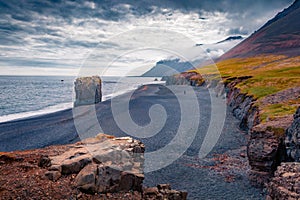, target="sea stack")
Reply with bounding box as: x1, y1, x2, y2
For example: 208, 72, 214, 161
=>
74, 76, 102, 106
